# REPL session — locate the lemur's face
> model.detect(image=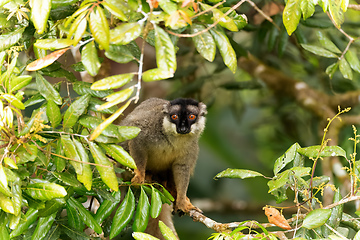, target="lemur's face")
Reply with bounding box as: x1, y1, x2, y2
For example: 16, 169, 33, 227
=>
163, 98, 207, 135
